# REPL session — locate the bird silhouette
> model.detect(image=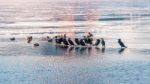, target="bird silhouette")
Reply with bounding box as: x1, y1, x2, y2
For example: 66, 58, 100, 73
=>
118, 39, 127, 48
101, 38, 105, 48
68, 38, 74, 45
